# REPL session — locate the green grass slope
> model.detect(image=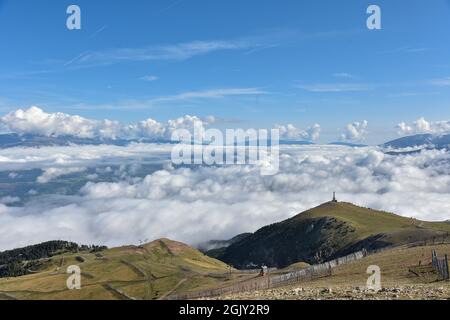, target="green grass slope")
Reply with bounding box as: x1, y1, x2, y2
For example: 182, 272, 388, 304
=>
0, 239, 243, 300
216, 201, 450, 268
